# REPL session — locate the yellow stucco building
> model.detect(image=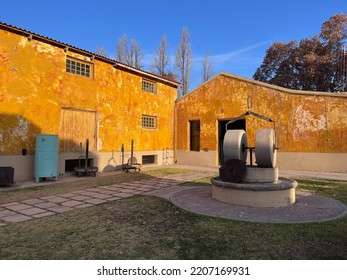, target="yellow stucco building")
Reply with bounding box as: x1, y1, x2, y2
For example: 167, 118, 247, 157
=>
175, 72, 347, 172
1, 22, 346, 182
0, 22, 179, 180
